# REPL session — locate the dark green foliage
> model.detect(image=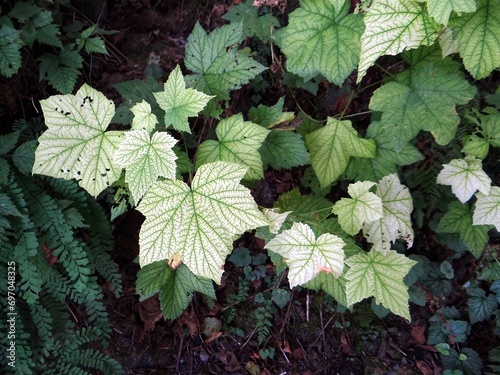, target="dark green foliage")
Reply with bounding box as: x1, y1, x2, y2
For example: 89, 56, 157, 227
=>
0, 129, 122, 374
